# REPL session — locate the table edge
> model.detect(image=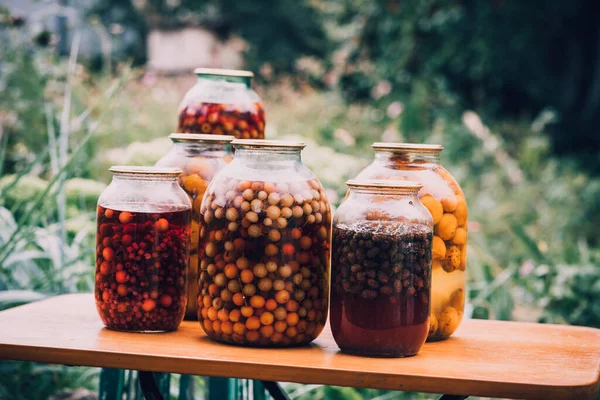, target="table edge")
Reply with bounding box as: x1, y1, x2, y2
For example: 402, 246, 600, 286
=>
1, 342, 598, 400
